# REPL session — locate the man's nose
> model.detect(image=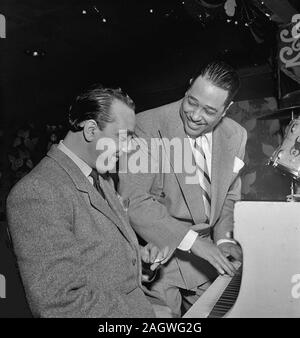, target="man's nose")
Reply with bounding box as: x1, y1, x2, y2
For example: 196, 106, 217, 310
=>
190, 107, 204, 121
